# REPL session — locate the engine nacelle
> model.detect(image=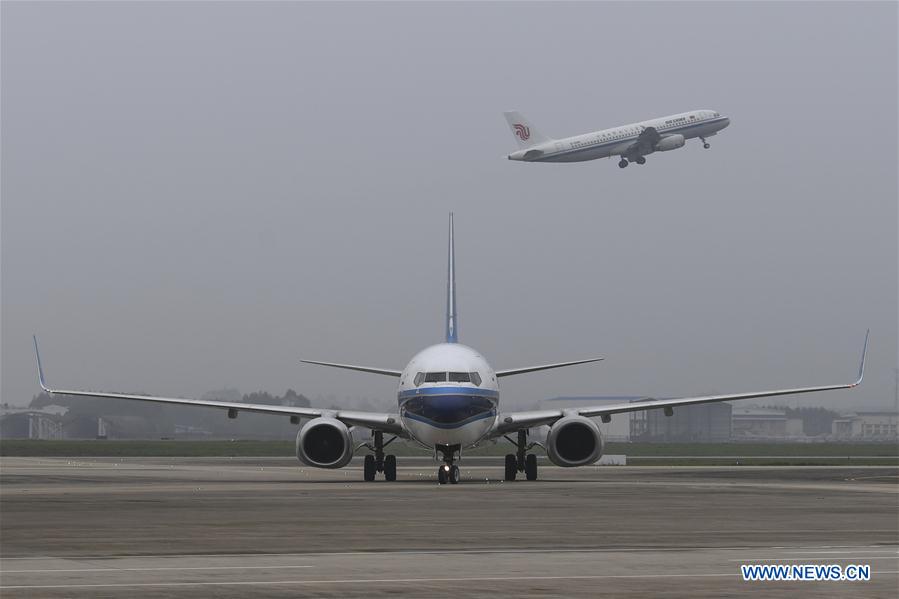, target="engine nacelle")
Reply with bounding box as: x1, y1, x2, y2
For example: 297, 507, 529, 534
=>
655, 134, 685, 152
295, 417, 354, 469
545, 415, 604, 467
